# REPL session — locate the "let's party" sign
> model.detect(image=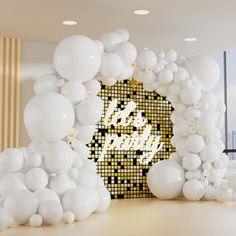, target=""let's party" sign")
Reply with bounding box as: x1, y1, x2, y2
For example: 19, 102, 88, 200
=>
99, 99, 164, 164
